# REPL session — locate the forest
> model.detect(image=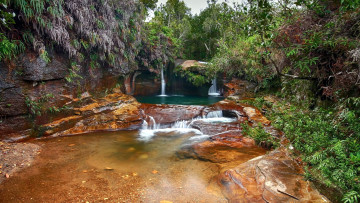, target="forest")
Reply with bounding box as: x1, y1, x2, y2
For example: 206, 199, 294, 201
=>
0, 0, 359, 202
